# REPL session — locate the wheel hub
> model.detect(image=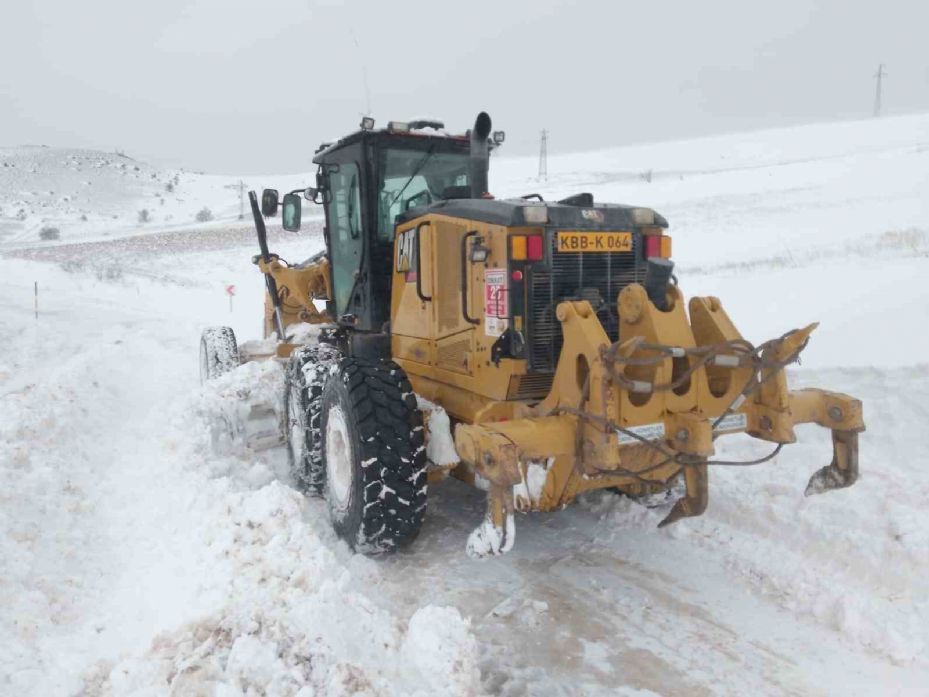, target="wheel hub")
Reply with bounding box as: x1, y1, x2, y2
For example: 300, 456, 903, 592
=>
288, 382, 305, 466
326, 405, 353, 510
